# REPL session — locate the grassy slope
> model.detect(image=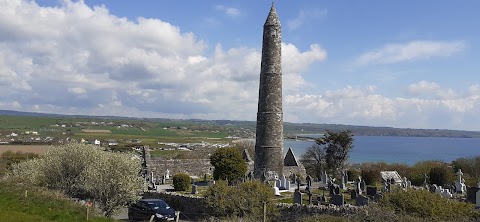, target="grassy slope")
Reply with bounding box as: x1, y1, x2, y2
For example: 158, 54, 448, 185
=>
0, 179, 113, 222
